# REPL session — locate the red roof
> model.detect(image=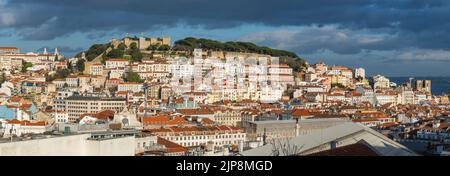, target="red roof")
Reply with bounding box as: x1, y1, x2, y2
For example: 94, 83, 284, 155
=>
201, 118, 215, 125
157, 137, 188, 153
291, 109, 312, 117
142, 115, 186, 126
307, 141, 379, 156
80, 110, 115, 121
176, 108, 214, 115
0, 47, 18, 50
6, 119, 47, 126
